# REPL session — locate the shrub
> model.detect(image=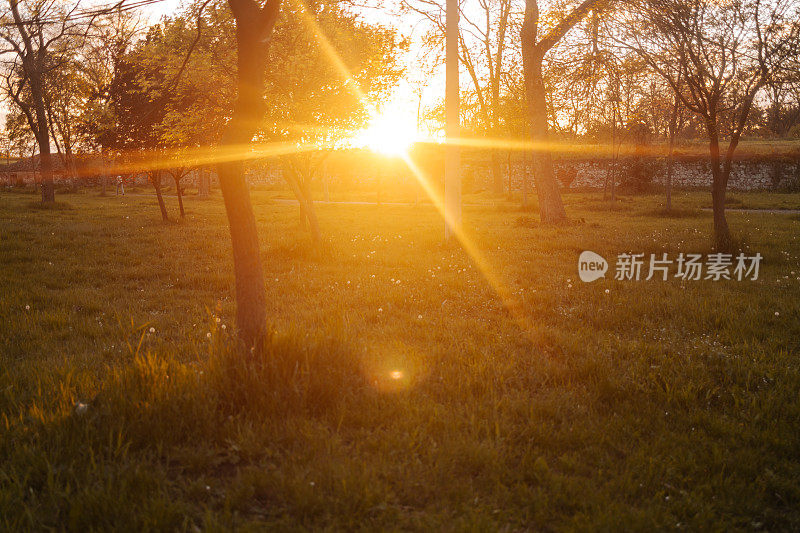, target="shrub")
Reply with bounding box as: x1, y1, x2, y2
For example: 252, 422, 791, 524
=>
618, 156, 663, 193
